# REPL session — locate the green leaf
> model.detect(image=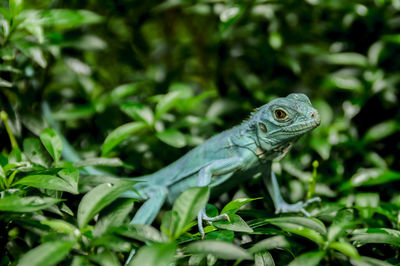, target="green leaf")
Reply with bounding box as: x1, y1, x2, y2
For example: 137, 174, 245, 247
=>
19, 9, 103, 30
221, 197, 262, 214
325, 74, 363, 91
219, 4, 245, 37
350, 256, 394, 266
23, 138, 50, 167
40, 128, 63, 164
91, 234, 131, 253
319, 53, 368, 67
285, 227, 324, 245
9, 0, 23, 18
249, 235, 289, 254
14, 42, 47, 68
120, 102, 154, 125
108, 83, 140, 103
17, 240, 75, 266
51, 105, 96, 120
213, 214, 253, 233
41, 220, 77, 234
355, 193, 379, 219
89, 250, 121, 266
263, 216, 327, 235
351, 233, 400, 247
74, 157, 124, 168
327, 210, 356, 242
24, 24, 44, 43
383, 34, 400, 44
287, 251, 325, 266
351, 168, 400, 187
255, 251, 275, 266
0, 196, 61, 212
329, 241, 359, 259
94, 199, 134, 236
102, 122, 146, 156
0, 77, 13, 87
186, 240, 252, 260
364, 120, 398, 142
129, 243, 176, 266
58, 168, 79, 194
204, 230, 234, 242
156, 129, 186, 148
14, 174, 77, 194
155, 89, 186, 119
114, 224, 164, 243
77, 179, 134, 228
170, 187, 209, 238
